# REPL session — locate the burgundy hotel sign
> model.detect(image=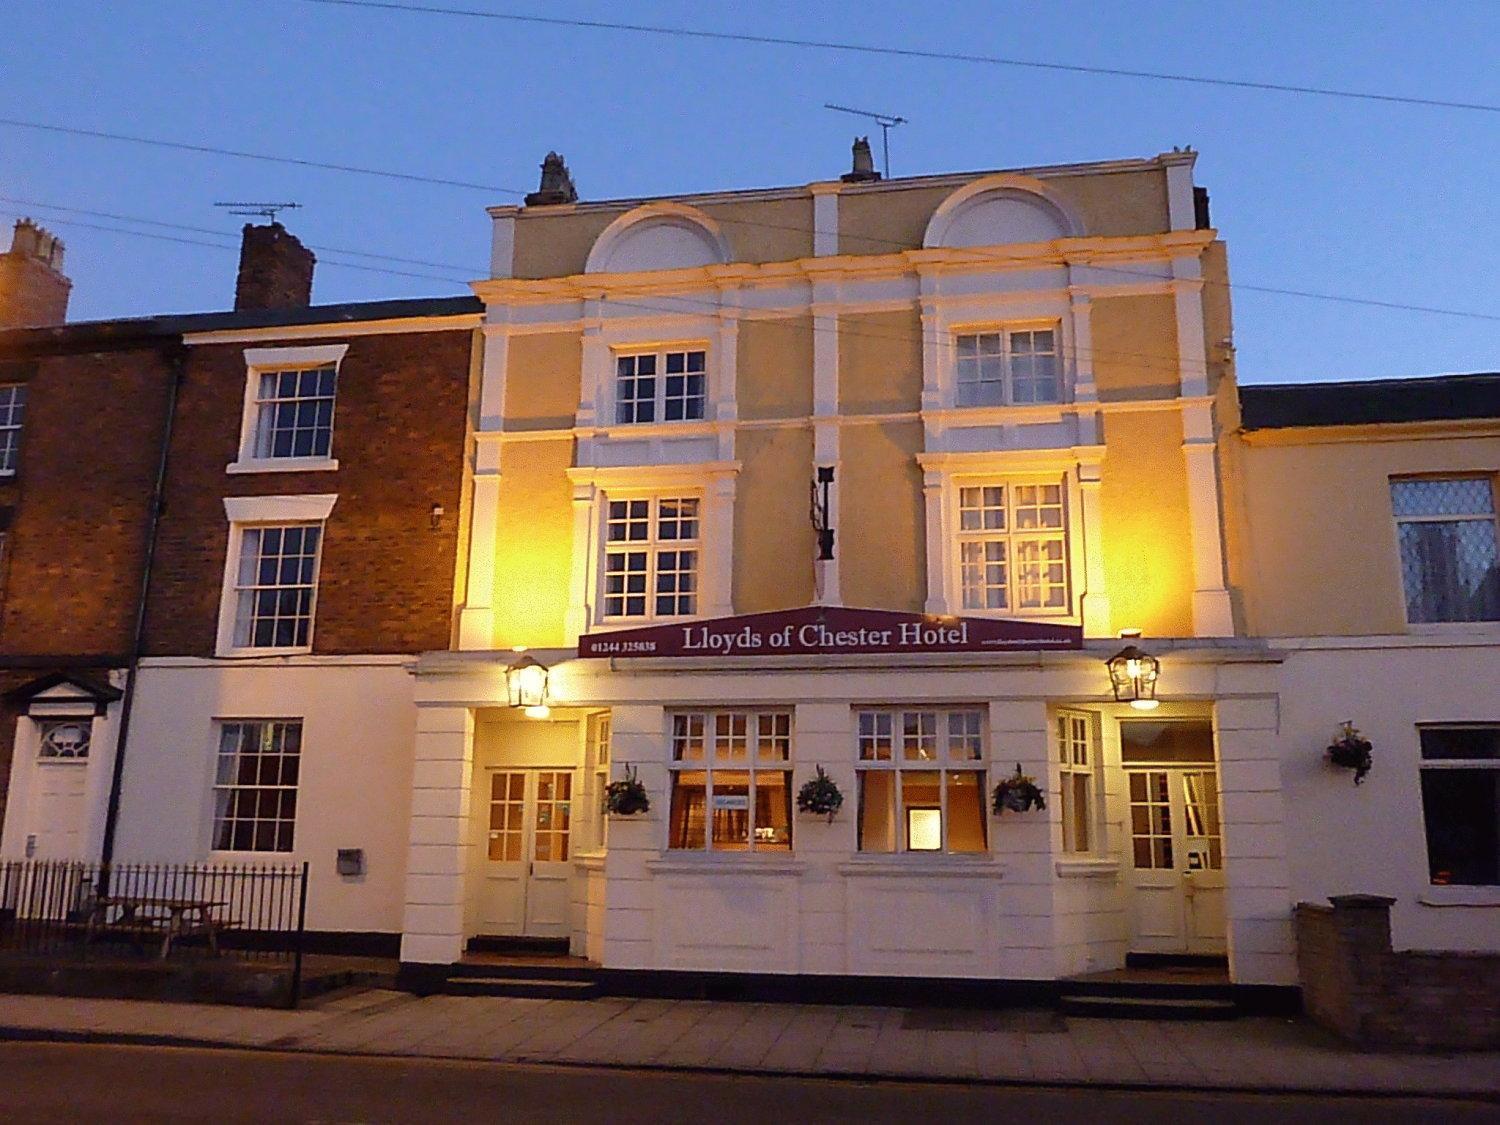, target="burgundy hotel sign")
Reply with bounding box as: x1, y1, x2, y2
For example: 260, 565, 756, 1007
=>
578, 606, 1082, 658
